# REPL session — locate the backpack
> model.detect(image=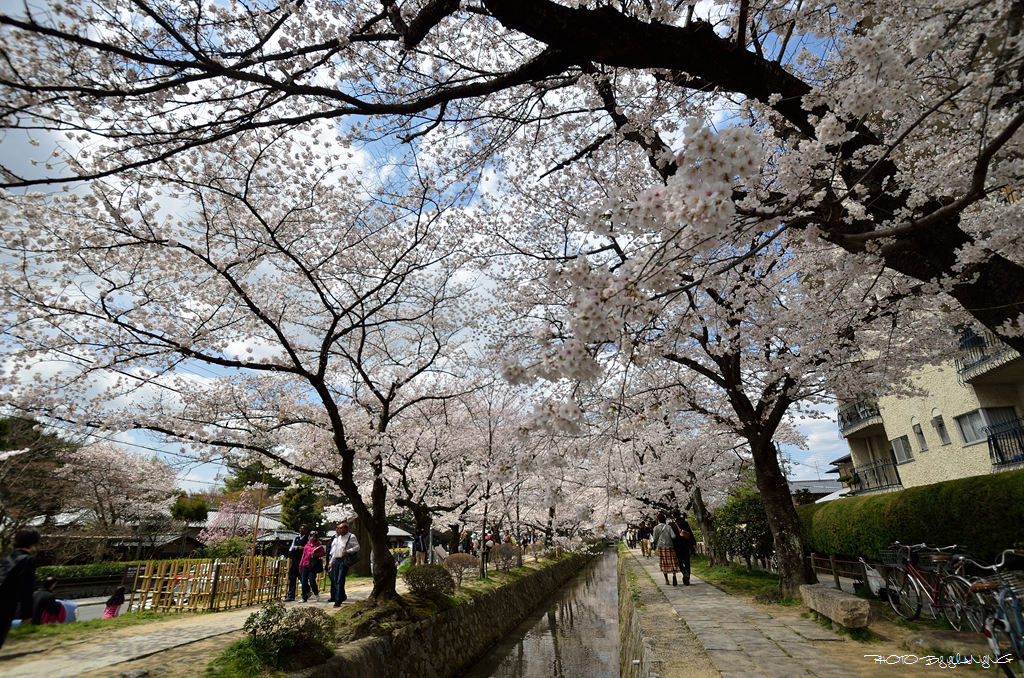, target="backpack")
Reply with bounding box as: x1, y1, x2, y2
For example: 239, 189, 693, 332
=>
0, 551, 25, 592
0, 553, 13, 590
